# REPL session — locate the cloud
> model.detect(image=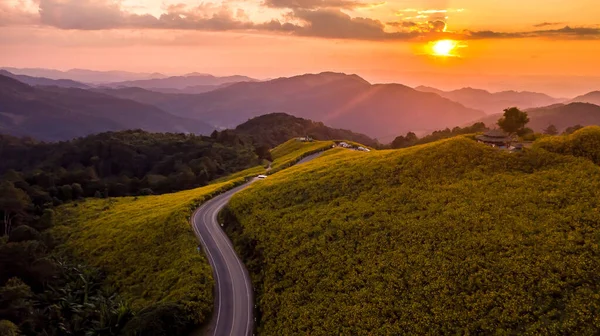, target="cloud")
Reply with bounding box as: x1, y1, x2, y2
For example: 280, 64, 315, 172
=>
0, 0, 39, 26
263, 0, 369, 9
465, 26, 600, 40
3, 0, 600, 42
533, 22, 564, 28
